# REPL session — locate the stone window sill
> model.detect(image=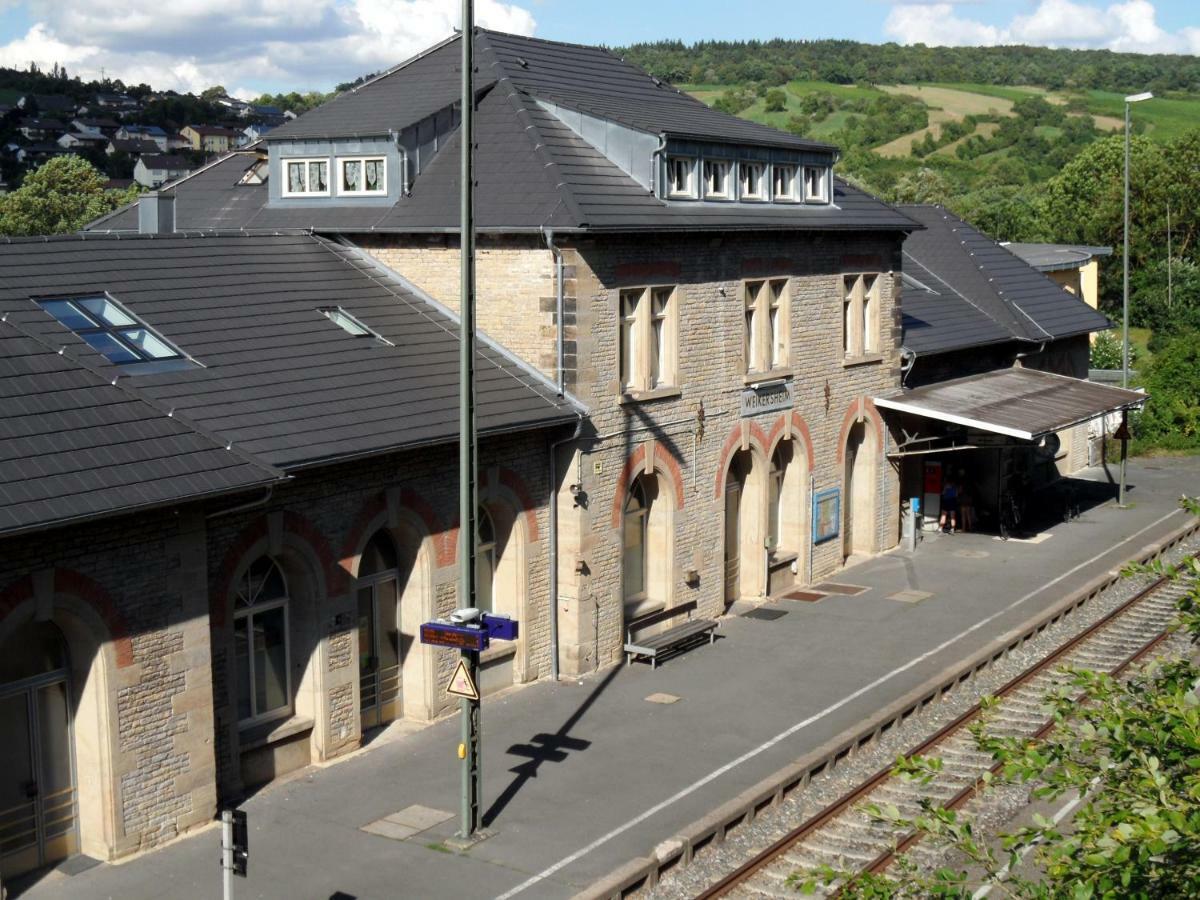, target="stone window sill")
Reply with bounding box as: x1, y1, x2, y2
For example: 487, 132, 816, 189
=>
619, 385, 682, 405
743, 368, 793, 386
239, 715, 314, 752
481, 641, 517, 665
842, 353, 884, 368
